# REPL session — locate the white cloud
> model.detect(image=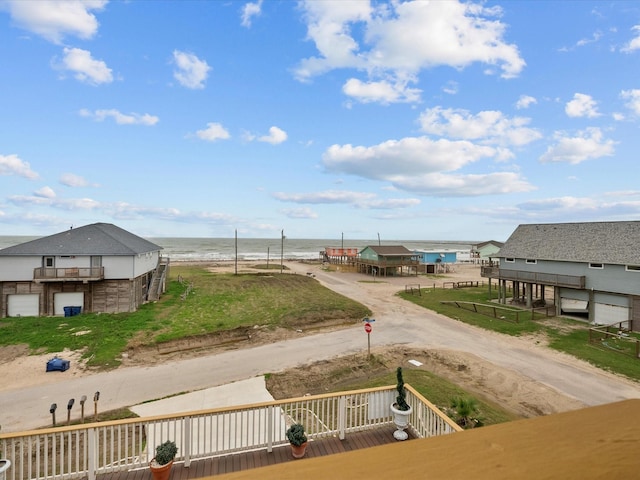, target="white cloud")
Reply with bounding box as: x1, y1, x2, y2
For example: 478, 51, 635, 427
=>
442, 81, 458, 95
515, 95, 537, 110
9, 194, 101, 210
418, 107, 542, 147
241, 0, 262, 28
320, 136, 534, 197
173, 50, 211, 89
393, 171, 534, 197
1, 0, 106, 44
60, 173, 96, 187
195, 122, 231, 142
56, 47, 113, 85
34, 186, 56, 199
540, 128, 616, 164
79, 108, 159, 125
273, 190, 376, 204
621, 25, 640, 53
0, 154, 39, 179
273, 190, 420, 209
295, 0, 525, 104
621, 89, 640, 116
281, 207, 318, 219
342, 78, 421, 104
565, 93, 600, 118
258, 126, 287, 145
507, 194, 640, 222
324, 137, 495, 177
